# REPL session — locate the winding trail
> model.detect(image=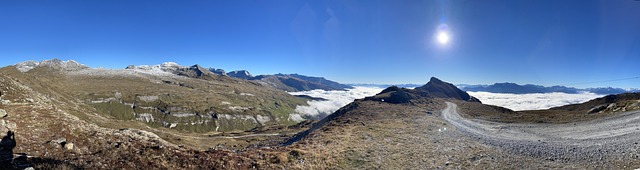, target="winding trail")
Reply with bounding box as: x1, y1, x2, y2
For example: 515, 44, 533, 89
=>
442, 102, 640, 143
210, 133, 283, 139
442, 101, 640, 162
